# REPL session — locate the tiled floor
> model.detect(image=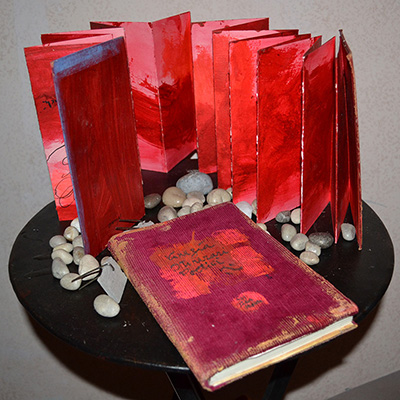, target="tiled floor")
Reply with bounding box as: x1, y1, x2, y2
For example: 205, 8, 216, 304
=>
328, 370, 400, 400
